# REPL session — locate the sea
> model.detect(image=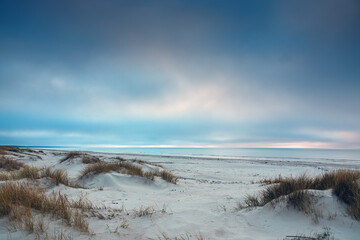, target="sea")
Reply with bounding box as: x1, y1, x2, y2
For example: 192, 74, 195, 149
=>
24, 146, 360, 161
